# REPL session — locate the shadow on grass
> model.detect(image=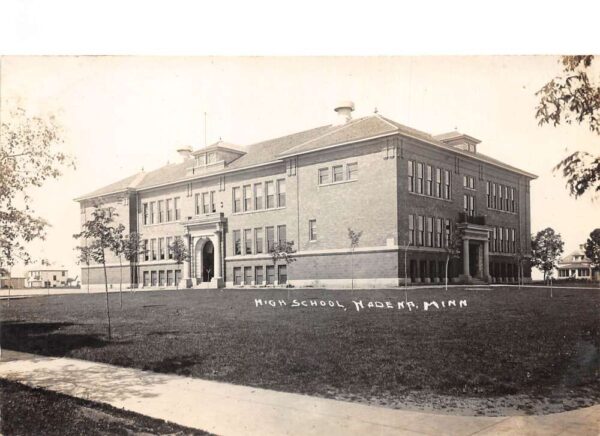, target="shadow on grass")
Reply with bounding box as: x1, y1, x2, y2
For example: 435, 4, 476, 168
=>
0, 321, 109, 357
